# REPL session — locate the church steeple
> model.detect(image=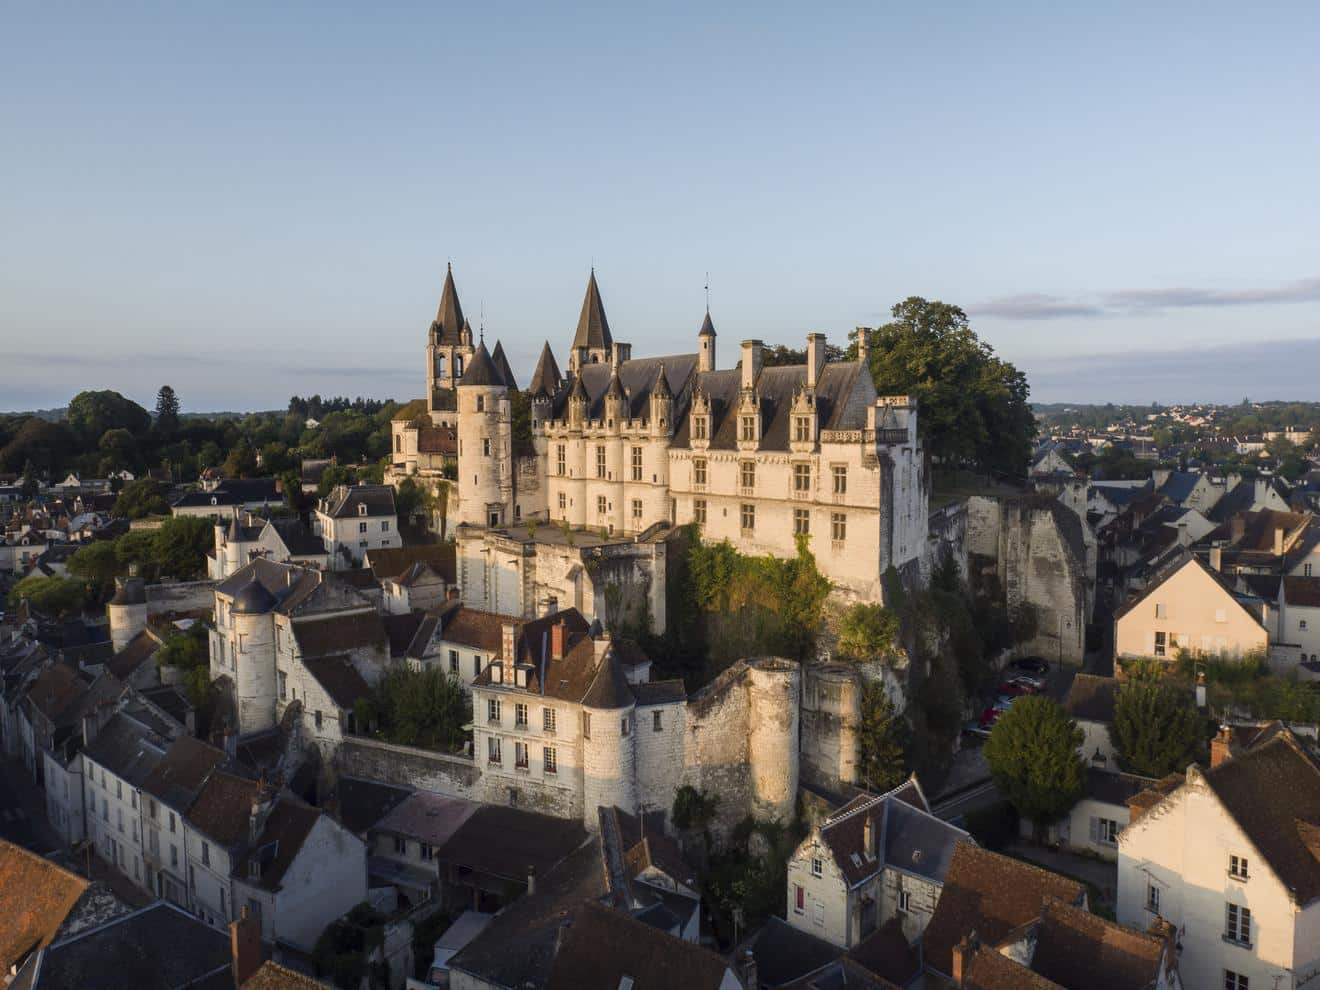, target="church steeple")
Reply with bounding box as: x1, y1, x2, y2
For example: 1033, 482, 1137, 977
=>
433, 263, 466, 345
569, 269, 613, 373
